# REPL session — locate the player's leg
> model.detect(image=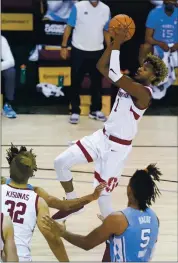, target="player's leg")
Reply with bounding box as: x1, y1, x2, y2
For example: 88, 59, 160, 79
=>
88, 50, 106, 121
95, 142, 132, 218
70, 46, 87, 124
102, 241, 111, 262
53, 131, 101, 220
54, 144, 87, 196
